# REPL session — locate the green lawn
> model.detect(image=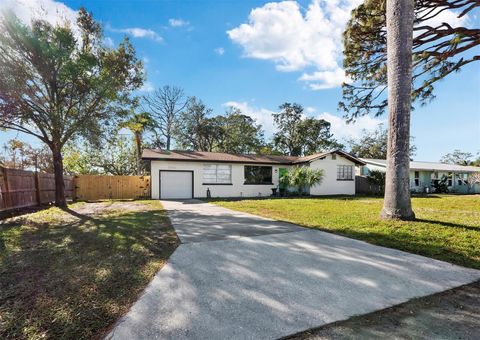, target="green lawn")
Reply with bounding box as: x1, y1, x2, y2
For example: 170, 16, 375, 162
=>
213, 195, 480, 269
0, 200, 179, 340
